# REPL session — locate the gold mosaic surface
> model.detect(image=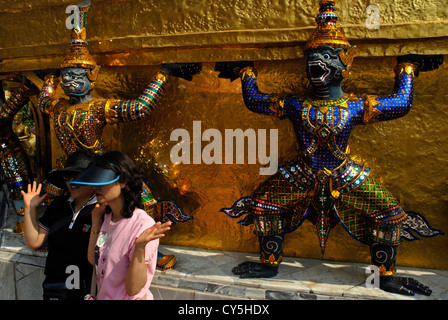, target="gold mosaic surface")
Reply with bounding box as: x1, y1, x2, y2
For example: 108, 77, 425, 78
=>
86, 59, 447, 270
1, 0, 448, 71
